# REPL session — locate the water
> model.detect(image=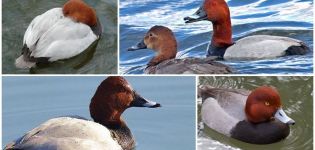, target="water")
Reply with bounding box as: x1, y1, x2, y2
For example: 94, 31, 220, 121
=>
119, 0, 313, 74
198, 76, 313, 150
2, 76, 196, 150
2, 0, 117, 74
